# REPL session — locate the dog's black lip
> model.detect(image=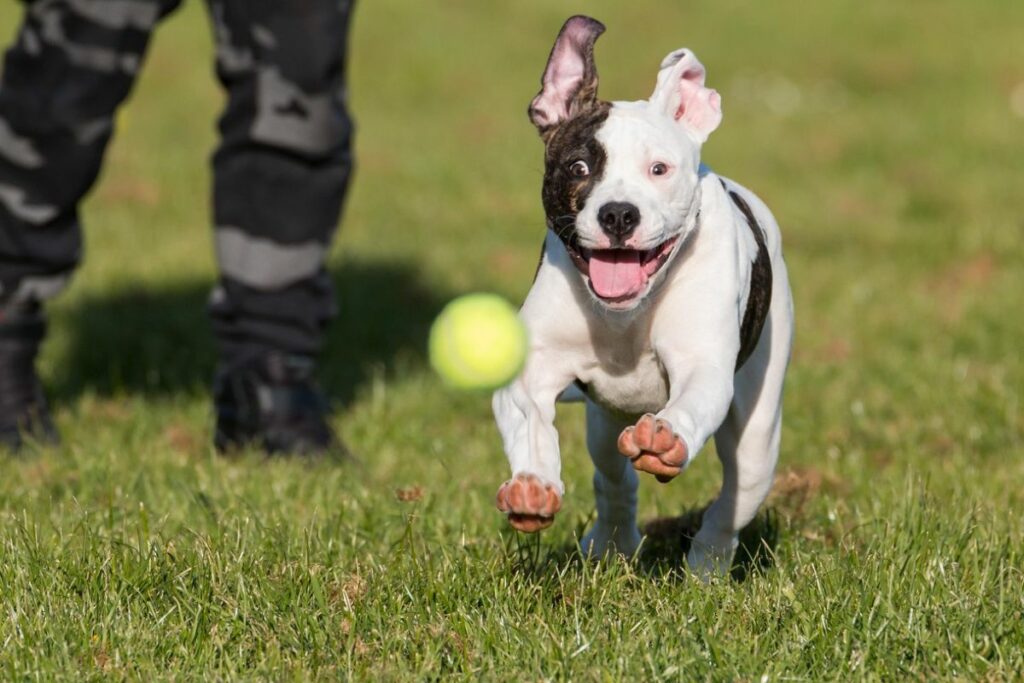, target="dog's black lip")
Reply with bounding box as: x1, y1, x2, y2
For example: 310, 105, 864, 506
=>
562, 238, 590, 273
